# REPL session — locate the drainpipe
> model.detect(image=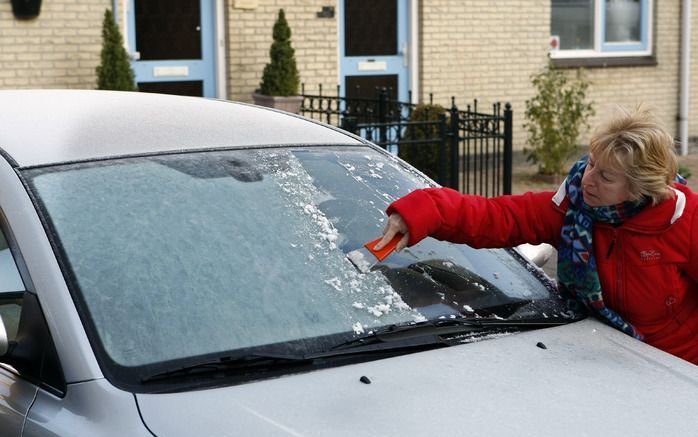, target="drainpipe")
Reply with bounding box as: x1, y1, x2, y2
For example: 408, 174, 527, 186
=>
118, 0, 130, 53
409, 0, 419, 104
679, 0, 691, 156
